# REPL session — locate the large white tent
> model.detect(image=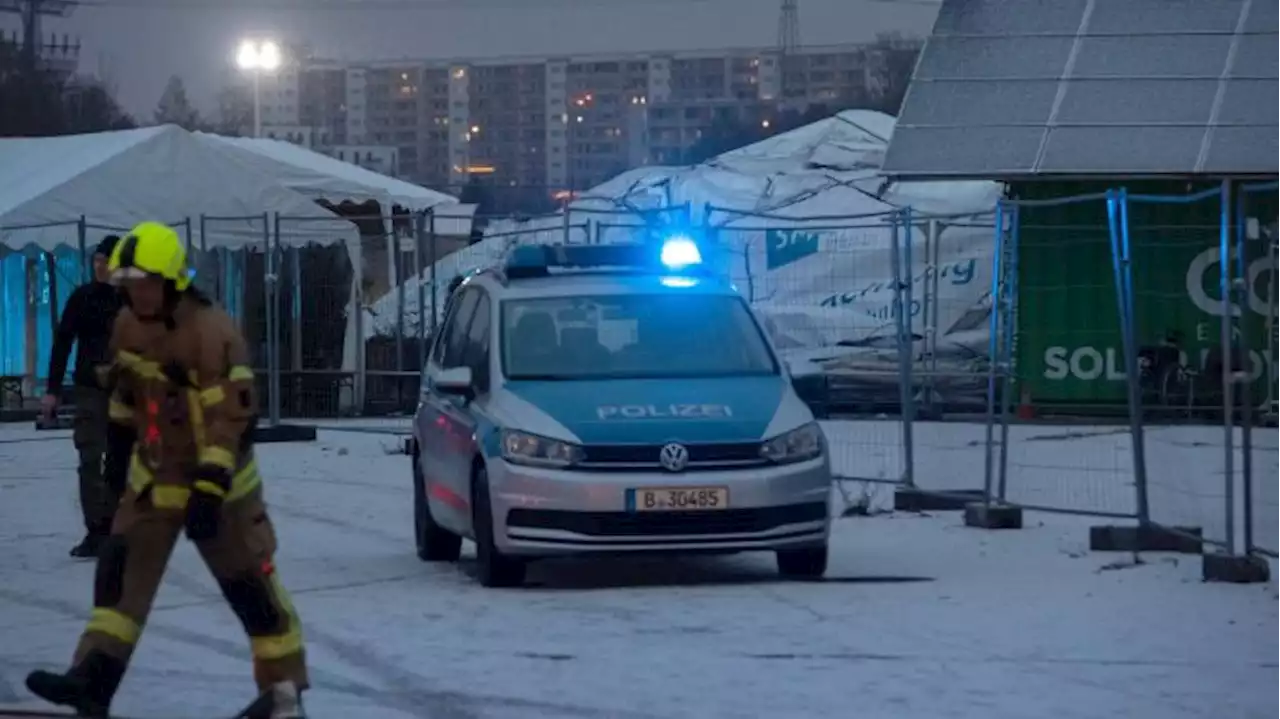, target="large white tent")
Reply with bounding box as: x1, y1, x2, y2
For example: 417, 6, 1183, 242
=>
0, 124, 357, 252
196, 133, 466, 215
0, 124, 472, 410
